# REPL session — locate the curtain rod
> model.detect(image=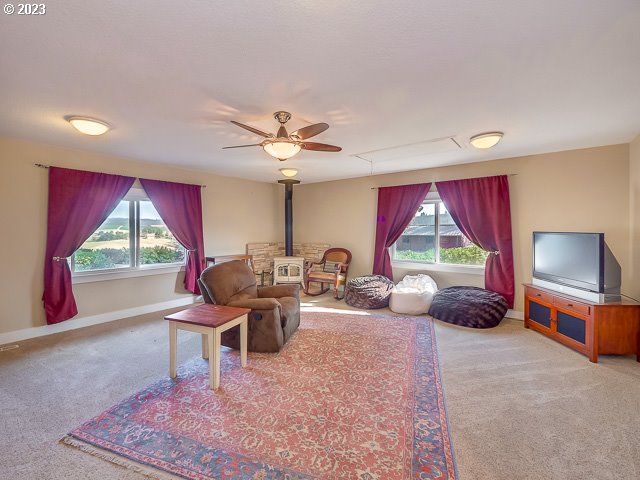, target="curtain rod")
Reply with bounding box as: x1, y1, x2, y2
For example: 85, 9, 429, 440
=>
369, 173, 517, 189
34, 164, 207, 188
